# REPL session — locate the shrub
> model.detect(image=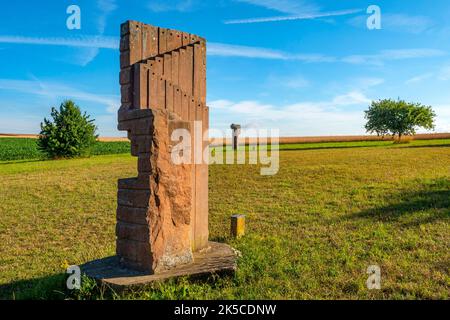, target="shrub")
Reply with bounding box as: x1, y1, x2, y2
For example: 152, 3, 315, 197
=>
38, 100, 98, 158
